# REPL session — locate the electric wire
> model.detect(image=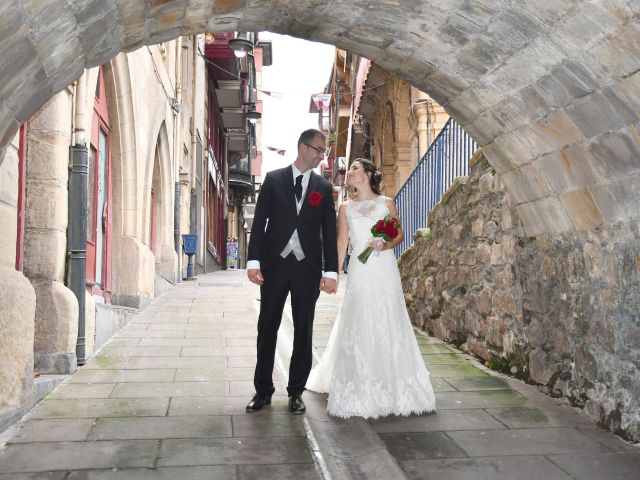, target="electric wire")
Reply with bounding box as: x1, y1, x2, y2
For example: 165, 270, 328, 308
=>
146, 46, 178, 109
